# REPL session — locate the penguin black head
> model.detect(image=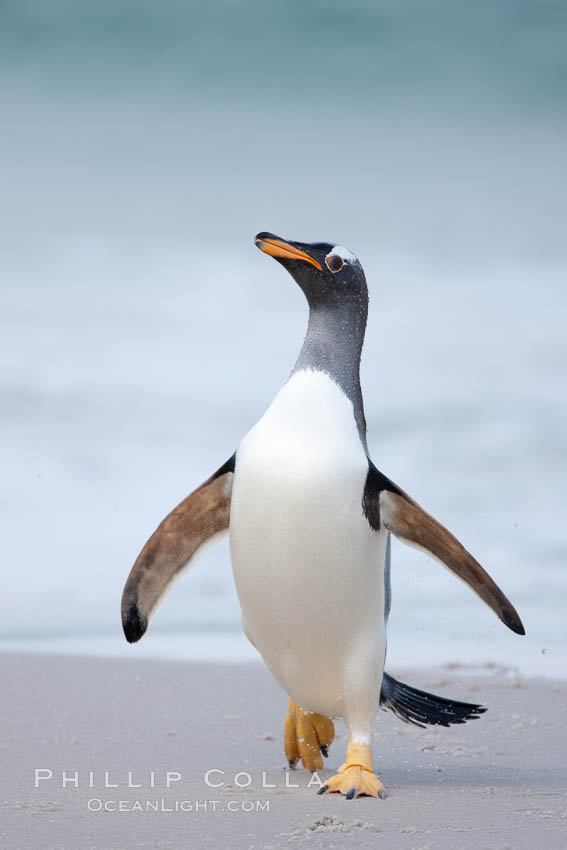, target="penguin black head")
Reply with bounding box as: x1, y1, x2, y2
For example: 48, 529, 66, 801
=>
254, 232, 367, 310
